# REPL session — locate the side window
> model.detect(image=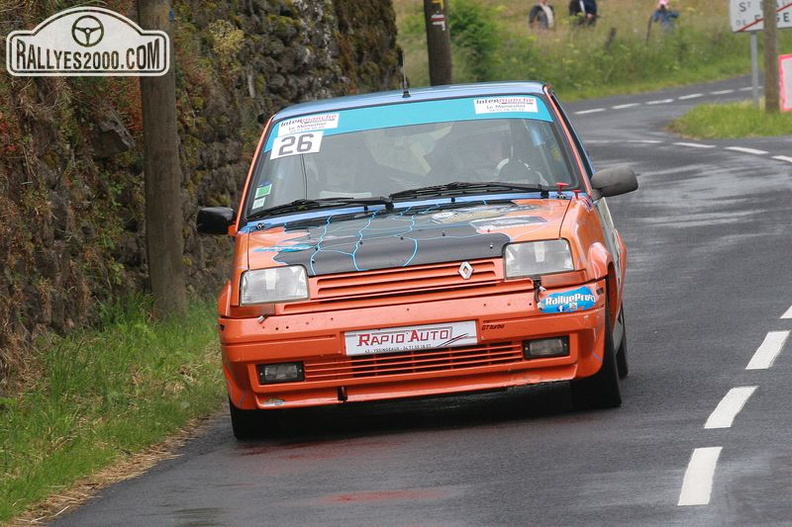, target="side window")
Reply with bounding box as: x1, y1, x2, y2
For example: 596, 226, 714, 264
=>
548, 93, 594, 179
595, 198, 623, 288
